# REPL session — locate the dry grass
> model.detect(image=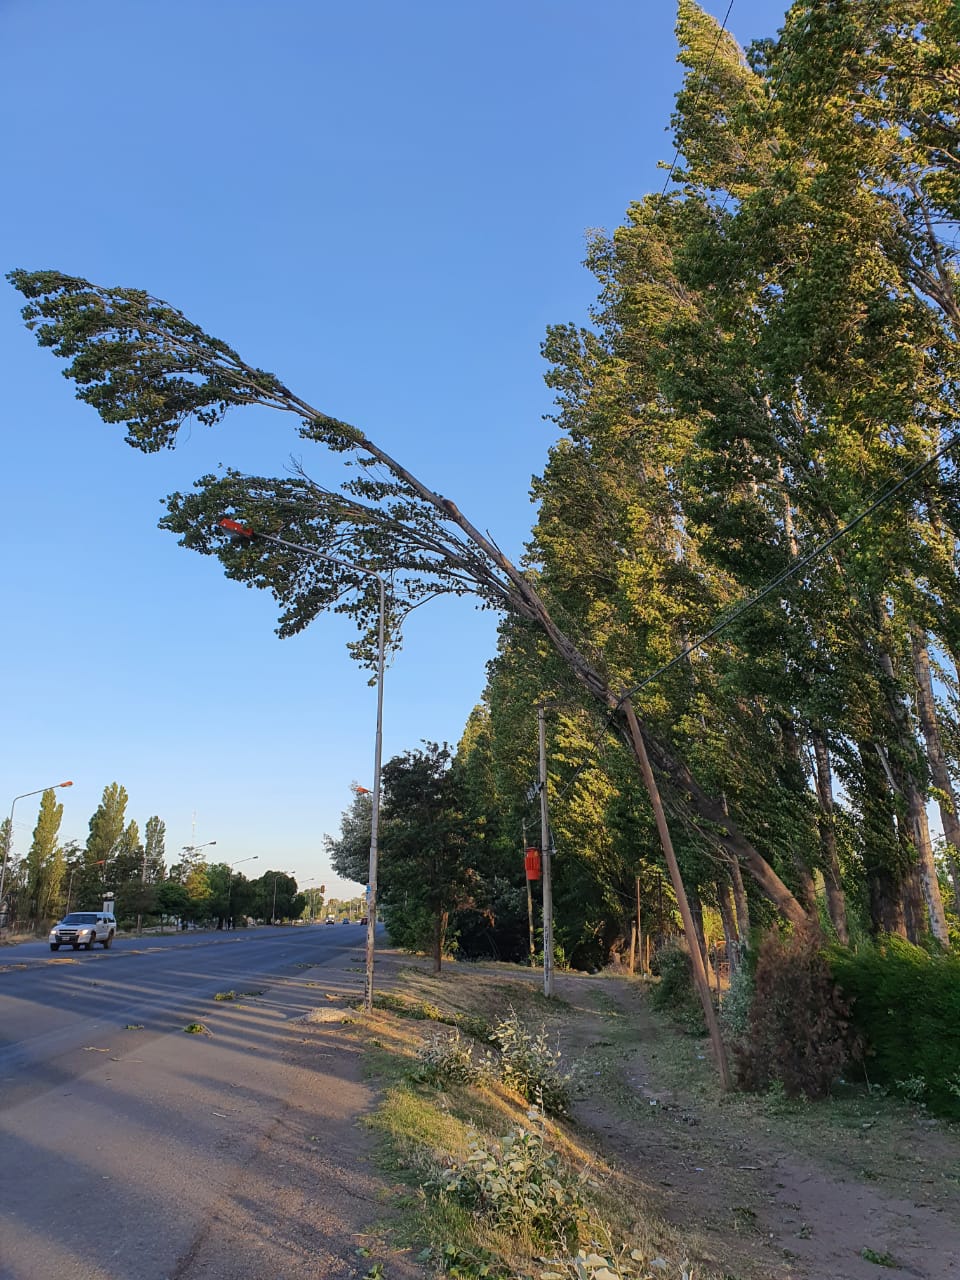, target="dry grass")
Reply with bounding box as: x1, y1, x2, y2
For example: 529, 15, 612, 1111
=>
347, 955, 714, 1280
